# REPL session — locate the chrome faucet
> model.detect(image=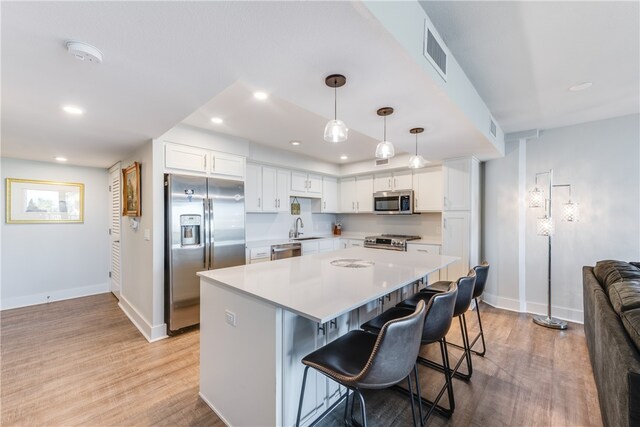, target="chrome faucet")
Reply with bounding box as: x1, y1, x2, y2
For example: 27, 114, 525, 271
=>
294, 217, 304, 238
